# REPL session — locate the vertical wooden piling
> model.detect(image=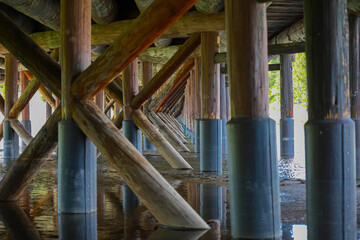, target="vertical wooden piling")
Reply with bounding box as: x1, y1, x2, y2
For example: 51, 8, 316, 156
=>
225, 0, 280, 238
200, 32, 222, 174
349, 14, 360, 180
194, 57, 201, 153
4, 53, 19, 160
58, 0, 97, 213
19, 71, 31, 151
304, 0, 356, 238
280, 54, 294, 158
